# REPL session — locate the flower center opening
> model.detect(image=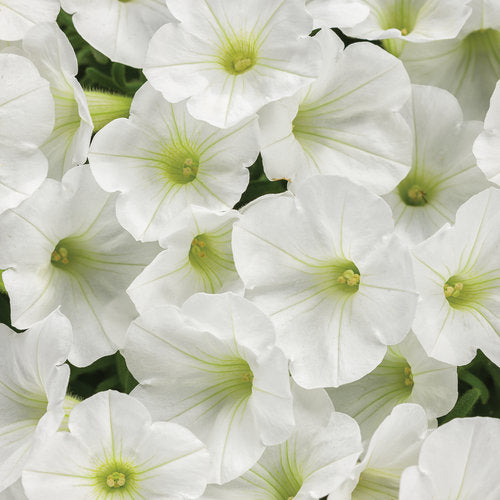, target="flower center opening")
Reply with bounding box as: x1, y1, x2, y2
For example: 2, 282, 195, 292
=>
182, 157, 198, 181
337, 268, 361, 288
106, 472, 126, 489
442, 273, 498, 310
94, 459, 137, 494
443, 275, 475, 310
463, 28, 500, 56
332, 261, 361, 294
154, 143, 200, 185
209, 358, 254, 402
190, 235, 207, 262
397, 176, 430, 207
220, 36, 258, 75
51, 245, 70, 266
379, 0, 417, 34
